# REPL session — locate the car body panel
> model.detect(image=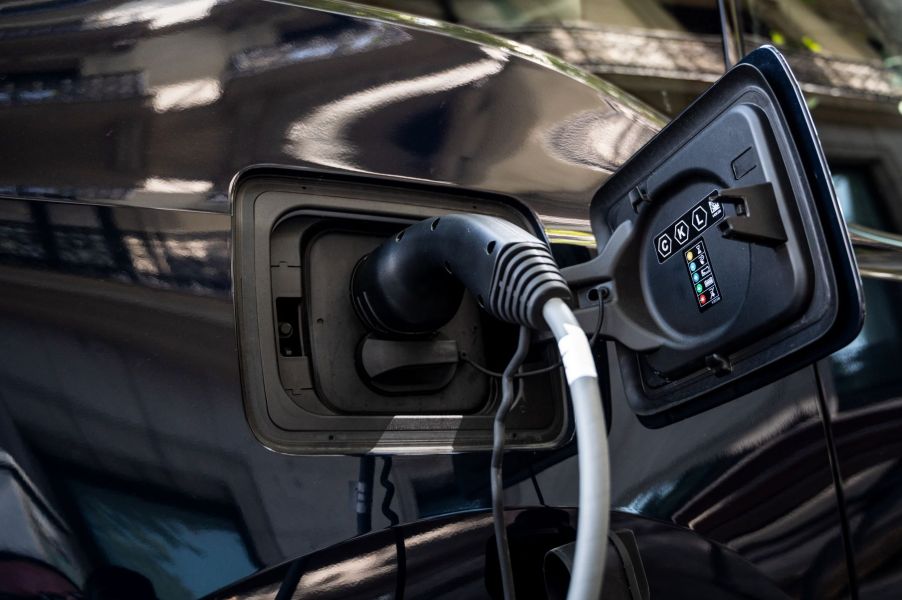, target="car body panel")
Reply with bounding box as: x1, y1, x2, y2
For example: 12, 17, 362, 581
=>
0, 1, 855, 598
